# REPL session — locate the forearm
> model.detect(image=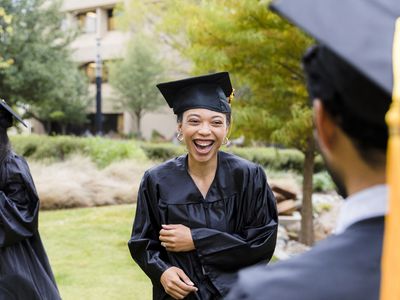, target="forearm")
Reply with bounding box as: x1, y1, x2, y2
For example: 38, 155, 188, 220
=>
192, 223, 278, 270
128, 237, 172, 282
0, 192, 38, 247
